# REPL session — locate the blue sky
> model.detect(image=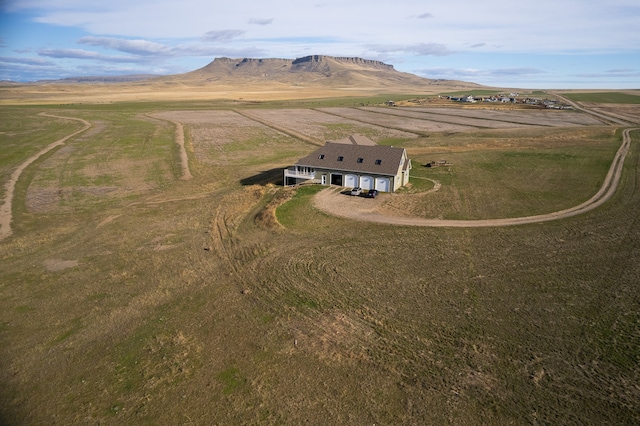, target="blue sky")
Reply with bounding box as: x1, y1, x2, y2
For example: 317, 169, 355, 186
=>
1, 0, 639, 88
